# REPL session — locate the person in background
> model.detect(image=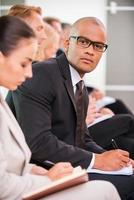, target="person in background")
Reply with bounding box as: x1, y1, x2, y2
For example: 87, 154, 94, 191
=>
87, 86, 133, 115
0, 15, 121, 200
59, 22, 72, 55
8, 4, 47, 45
35, 22, 60, 61
44, 16, 62, 36
44, 16, 64, 56
86, 94, 114, 126
61, 22, 72, 39
85, 85, 134, 158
